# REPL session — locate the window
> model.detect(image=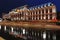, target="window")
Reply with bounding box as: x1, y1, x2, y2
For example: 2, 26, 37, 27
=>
39, 10, 41, 14
28, 17, 32, 20
46, 9, 48, 13
42, 9, 44, 14
50, 9, 52, 13
39, 15, 41, 20
50, 14, 52, 19
36, 11, 37, 15
36, 16, 38, 20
